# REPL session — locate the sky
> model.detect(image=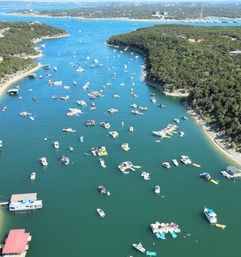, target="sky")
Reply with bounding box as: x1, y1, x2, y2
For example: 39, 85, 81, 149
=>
1, 0, 241, 2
